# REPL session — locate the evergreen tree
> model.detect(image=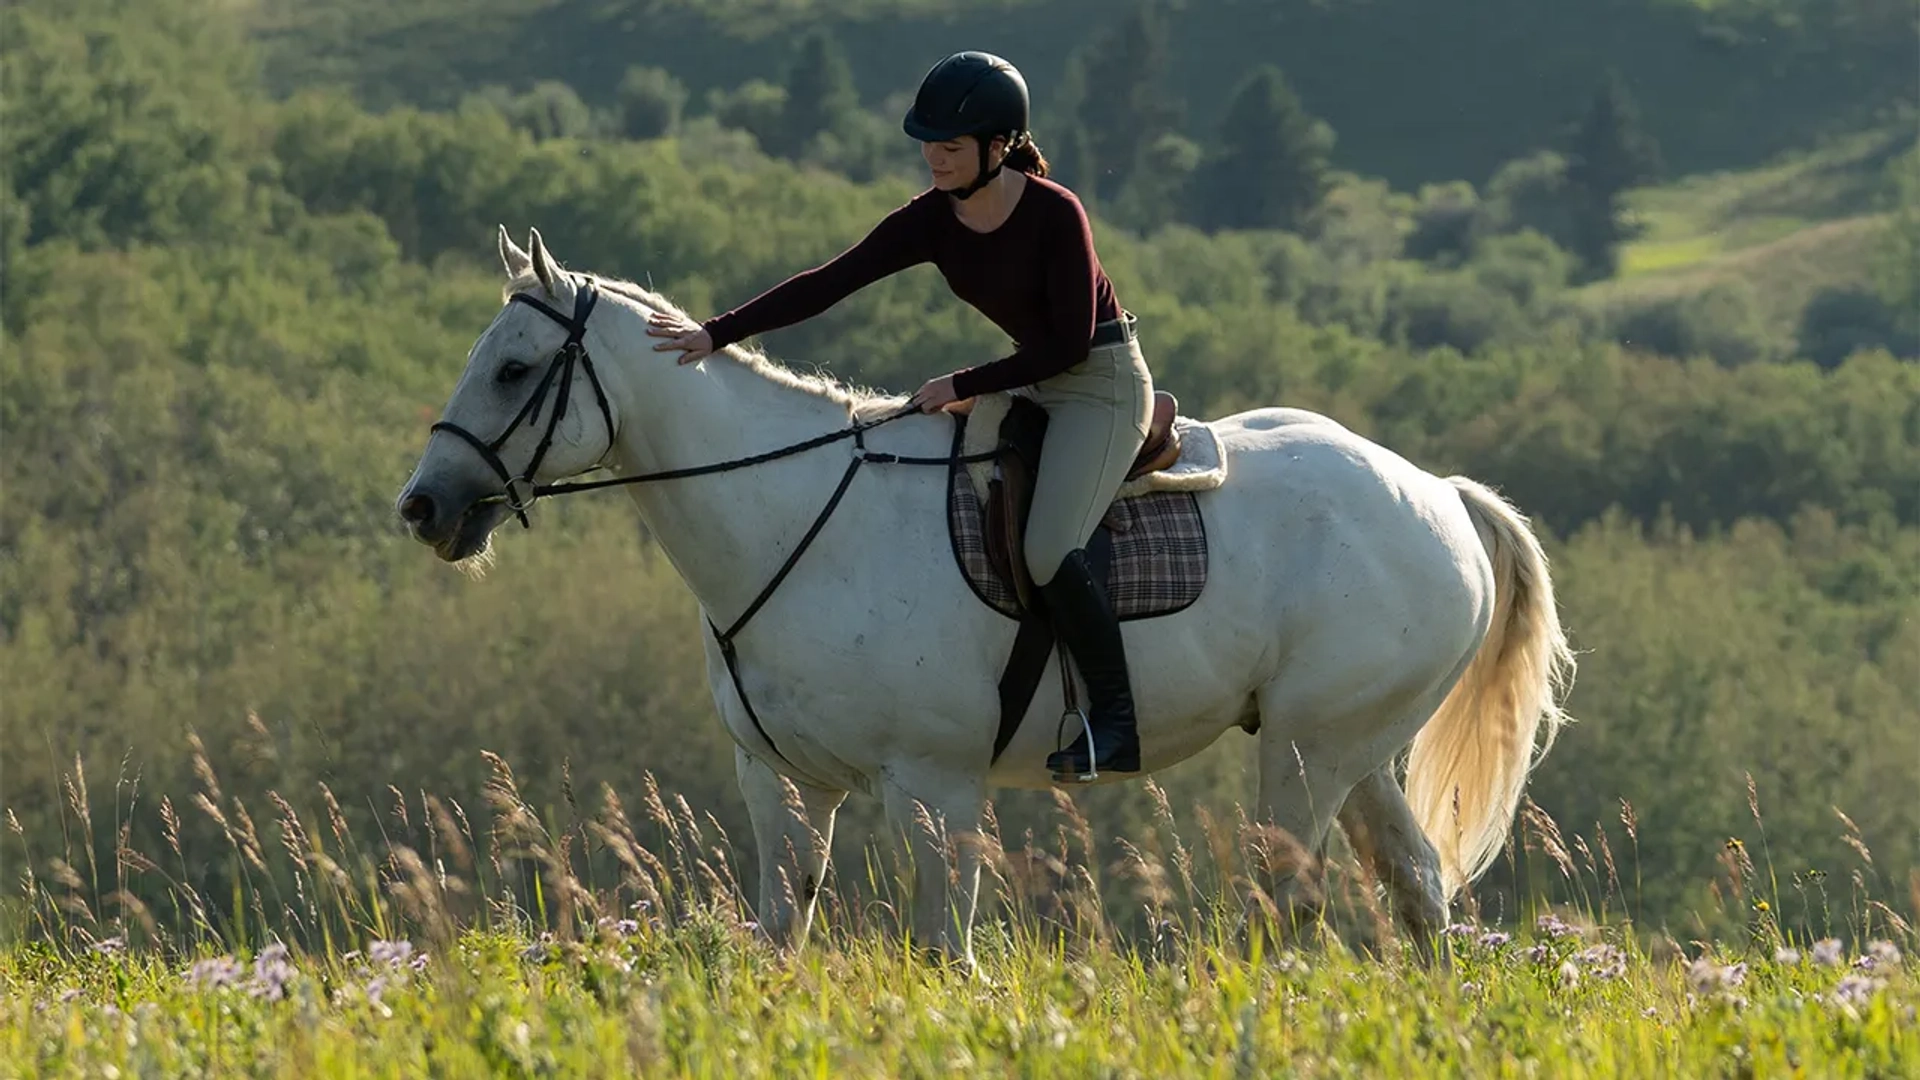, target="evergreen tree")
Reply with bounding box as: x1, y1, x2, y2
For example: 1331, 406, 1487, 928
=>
1564, 70, 1662, 278
775, 30, 858, 160
1874, 144, 1920, 342
616, 65, 688, 141
1067, 1, 1180, 204
1194, 65, 1332, 232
